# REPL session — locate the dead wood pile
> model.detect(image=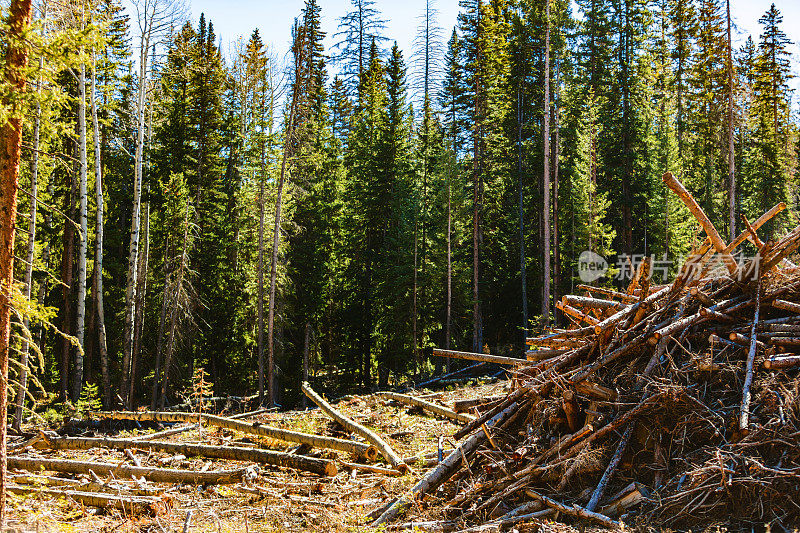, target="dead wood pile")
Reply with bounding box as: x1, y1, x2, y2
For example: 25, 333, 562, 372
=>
373, 172, 800, 531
